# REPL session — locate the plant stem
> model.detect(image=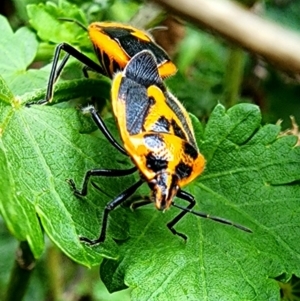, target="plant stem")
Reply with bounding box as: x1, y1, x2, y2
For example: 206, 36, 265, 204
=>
4, 241, 36, 301
223, 45, 245, 107
46, 244, 62, 301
